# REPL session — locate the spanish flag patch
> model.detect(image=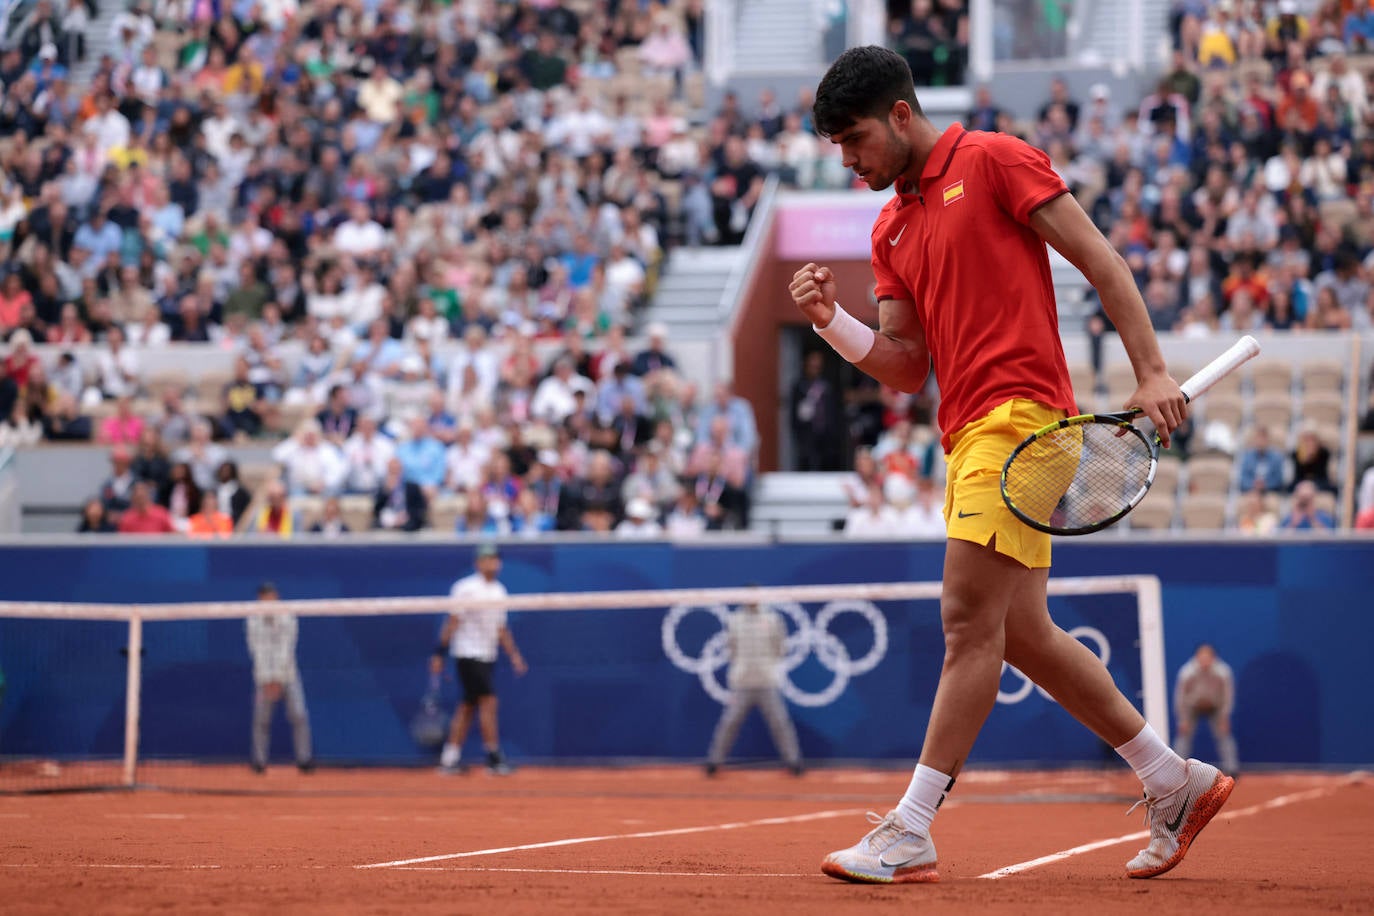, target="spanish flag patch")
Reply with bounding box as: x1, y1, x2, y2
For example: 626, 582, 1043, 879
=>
942, 180, 965, 205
